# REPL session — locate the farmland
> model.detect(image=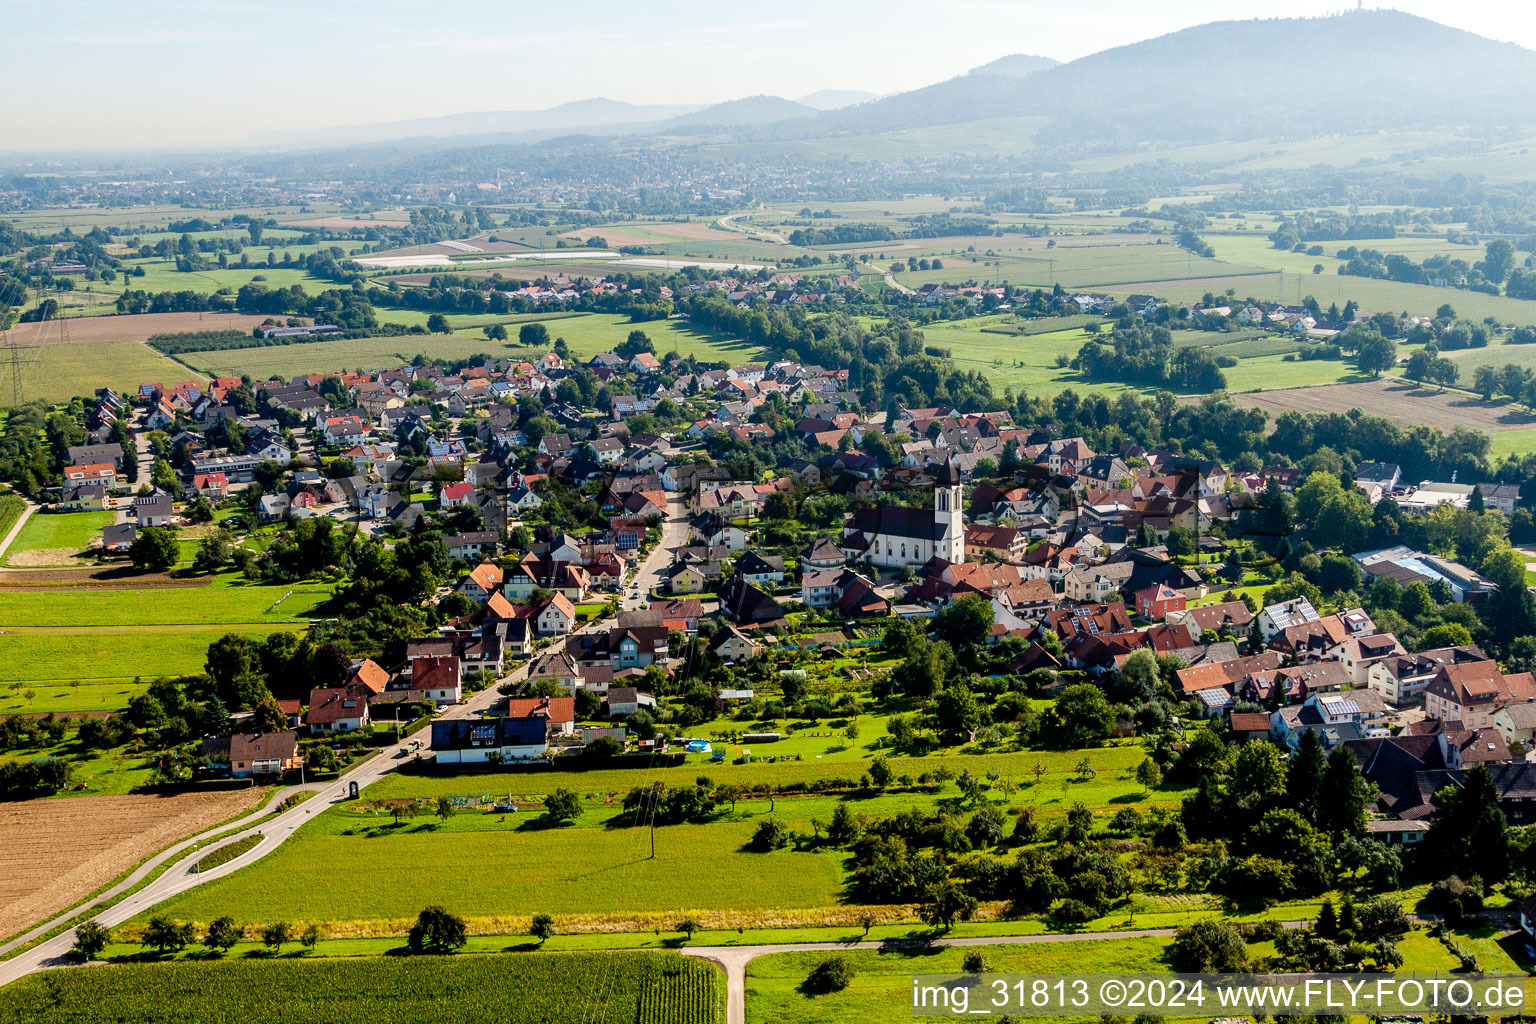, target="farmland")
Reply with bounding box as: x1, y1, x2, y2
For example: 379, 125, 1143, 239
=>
178, 313, 765, 378
143, 740, 1177, 931
0, 340, 199, 407
1226, 377, 1536, 435
0, 950, 724, 1024
0, 574, 326, 713
0, 789, 265, 942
